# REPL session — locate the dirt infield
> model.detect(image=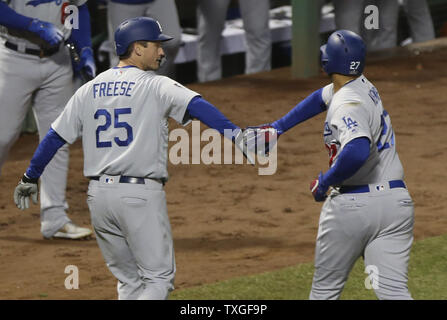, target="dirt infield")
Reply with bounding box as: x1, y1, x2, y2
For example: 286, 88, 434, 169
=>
1, 48, 446, 300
